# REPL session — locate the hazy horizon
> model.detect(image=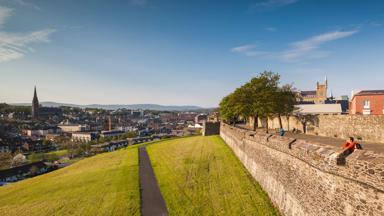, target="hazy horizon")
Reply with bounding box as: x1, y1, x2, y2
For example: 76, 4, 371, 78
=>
8, 100, 208, 108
